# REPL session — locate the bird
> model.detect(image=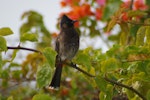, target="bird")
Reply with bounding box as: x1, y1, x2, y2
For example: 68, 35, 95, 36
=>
49, 15, 79, 89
